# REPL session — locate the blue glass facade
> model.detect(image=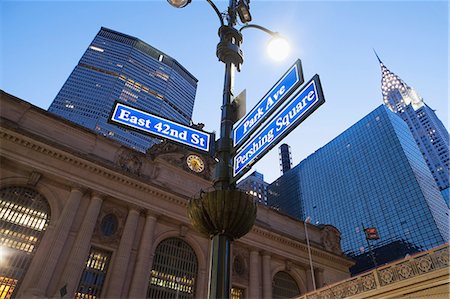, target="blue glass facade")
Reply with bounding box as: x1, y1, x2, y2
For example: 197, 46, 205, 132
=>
441, 188, 449, 208
49, 27, 197, 152
268, 105, 449, 274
